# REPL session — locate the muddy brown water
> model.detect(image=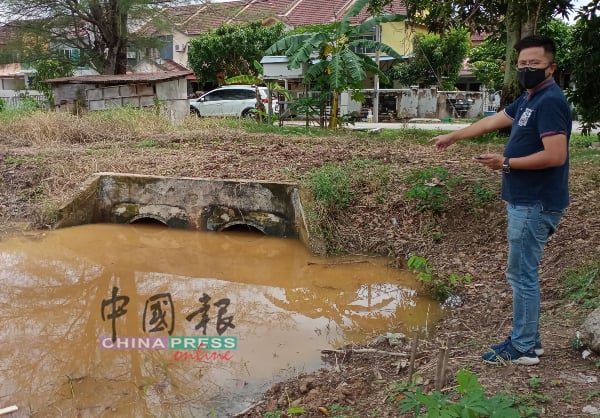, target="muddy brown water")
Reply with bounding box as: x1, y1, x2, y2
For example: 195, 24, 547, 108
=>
0, 224, 442, 417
